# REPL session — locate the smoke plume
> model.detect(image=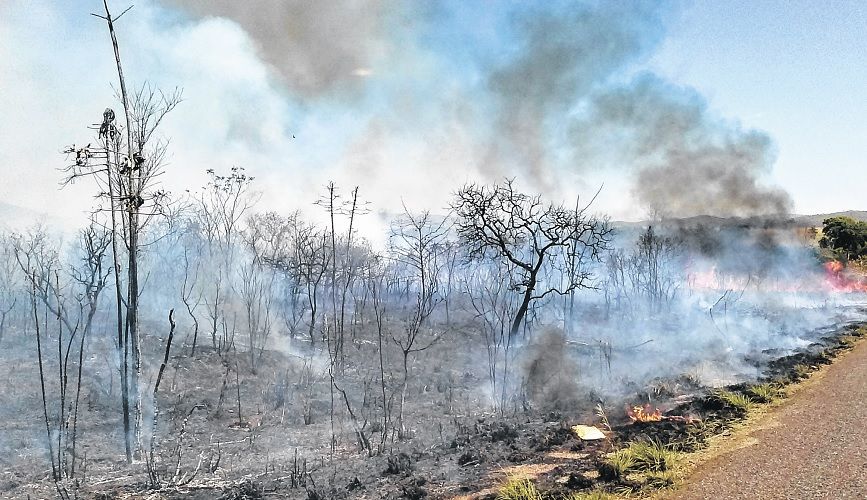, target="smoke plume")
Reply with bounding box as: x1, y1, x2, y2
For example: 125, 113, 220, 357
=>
572, 75, 794, 218
484, 2, 666, 189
